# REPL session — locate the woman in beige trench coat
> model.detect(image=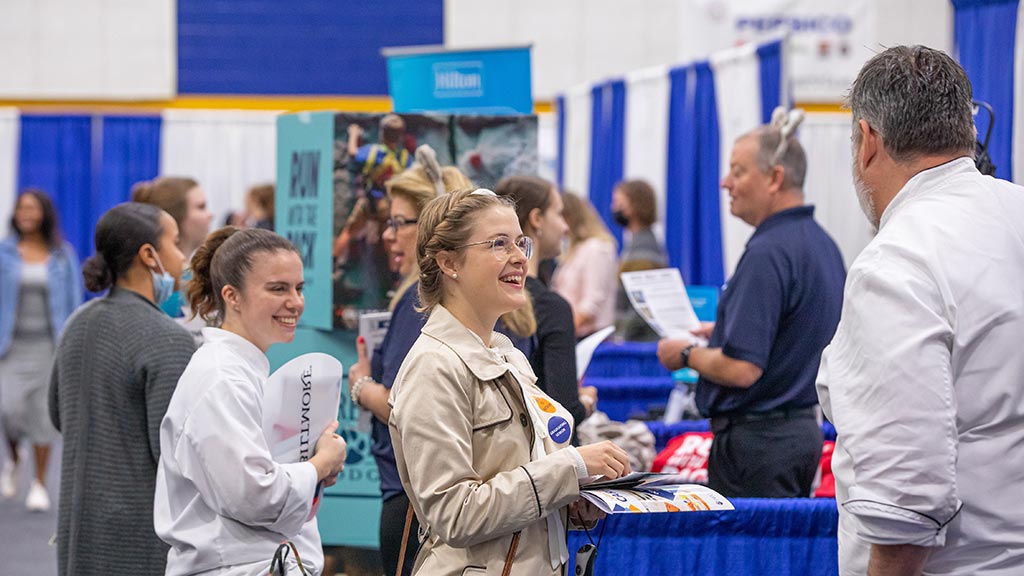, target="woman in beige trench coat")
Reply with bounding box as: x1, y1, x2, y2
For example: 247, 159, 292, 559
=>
389, 188, 631, 576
